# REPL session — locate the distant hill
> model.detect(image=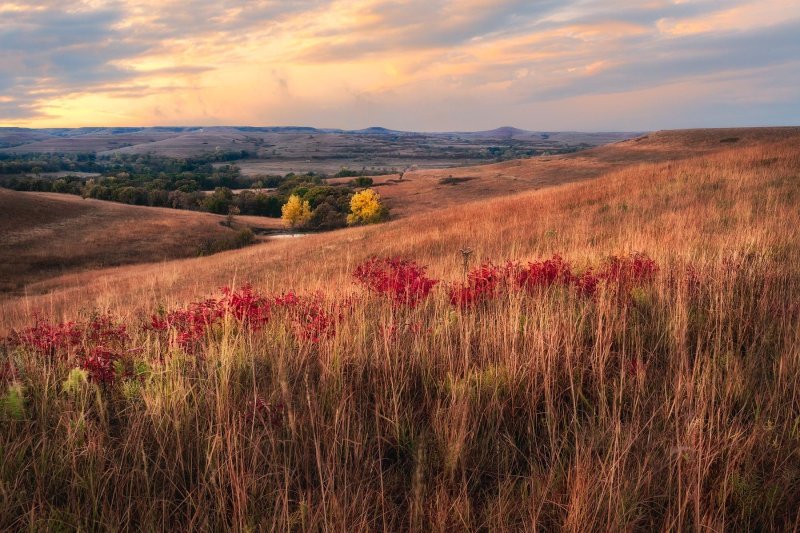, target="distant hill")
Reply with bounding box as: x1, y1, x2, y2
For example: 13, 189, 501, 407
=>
456, 126, 535, 139
332, 126, 799, 218
0, 126, 640, 157
350, 127, 406, 135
